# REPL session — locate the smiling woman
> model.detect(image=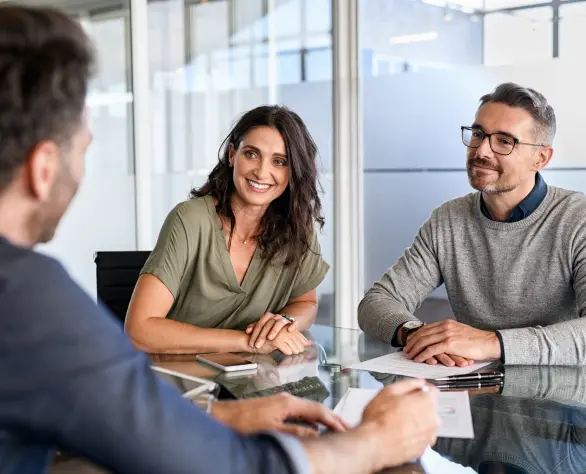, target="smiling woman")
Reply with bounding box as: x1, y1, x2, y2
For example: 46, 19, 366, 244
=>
194, 106, 324, 265
124, 105, 329, 356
